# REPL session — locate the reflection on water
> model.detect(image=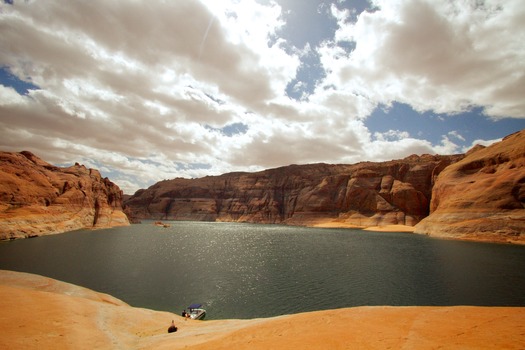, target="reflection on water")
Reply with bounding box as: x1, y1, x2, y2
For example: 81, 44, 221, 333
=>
0, 221, 524, 319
